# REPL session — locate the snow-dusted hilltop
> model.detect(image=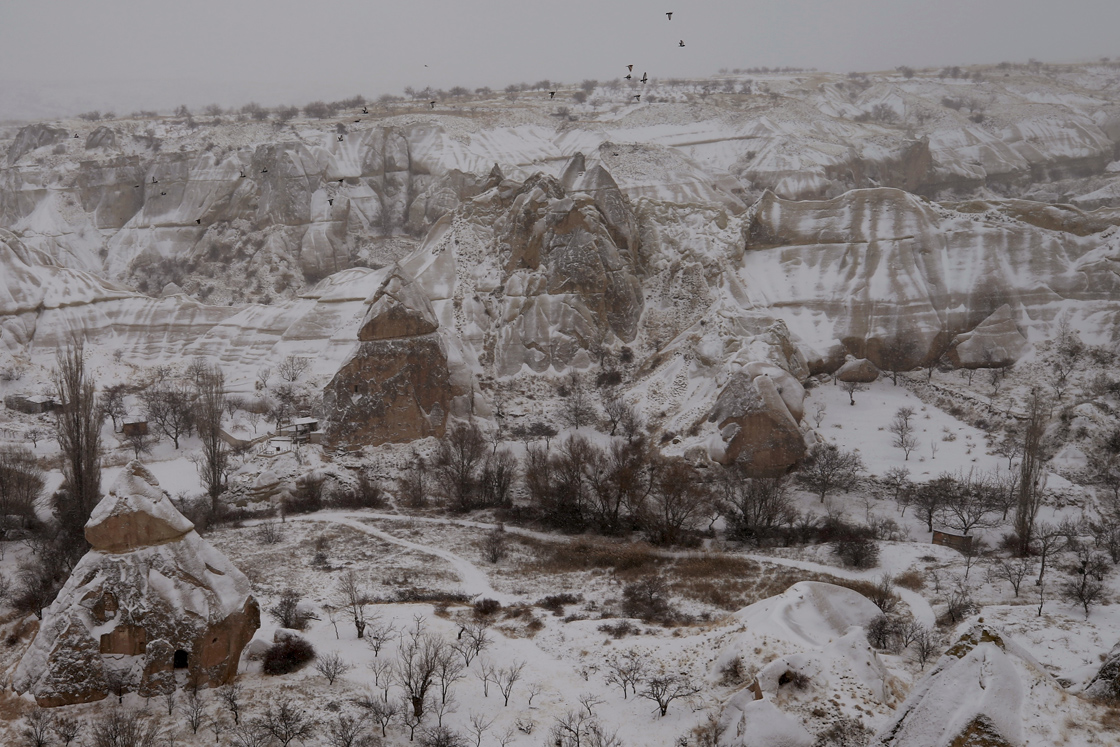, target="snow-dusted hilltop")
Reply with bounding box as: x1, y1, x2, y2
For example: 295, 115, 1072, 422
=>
2, 63, 1120, 470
